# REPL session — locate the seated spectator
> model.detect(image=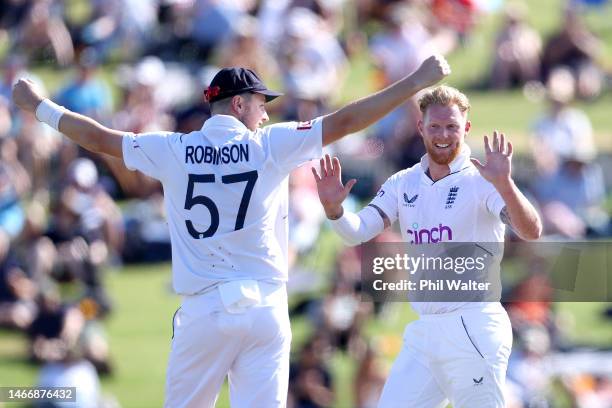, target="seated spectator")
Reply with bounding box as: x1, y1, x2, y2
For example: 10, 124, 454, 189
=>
42, 180, 115, 317
288, 333, 335, 408
541, 7, 604, 100
0, 230, 38, 330
215, 16, 279, 83
489, 3, 542, 89
0, 55, 28, 114
530, 68, 609, 238
78, 0, 159, 60
533, 148, 609, 238
277, 7, 347, 121
10, 0, 75, 66
28, 292, 82, 364
319, 279, 371, 353
354, 345, 387, 408
65, 158, 124, 262
0, 163, 26, 240
55, 48, 112, 121
530, 67, 594, 175
369, 4, 449, 168
31, 291, 105, 407
1, 136, 32, 197
29, 290, 113, 376
121, 192, 172, 263
188, 0, 250, 61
